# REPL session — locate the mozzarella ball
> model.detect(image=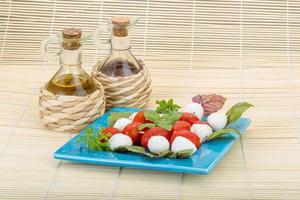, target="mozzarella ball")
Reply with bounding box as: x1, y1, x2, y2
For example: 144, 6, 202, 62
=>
171, 136, 197, 155
190, 124, 213, 143
207, 112, 227, 130
128, 112, 137, 121
113, 118, 131, 132
147, 136, 170, 154
108, 133, 133, 151
183, 102, 204, 119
